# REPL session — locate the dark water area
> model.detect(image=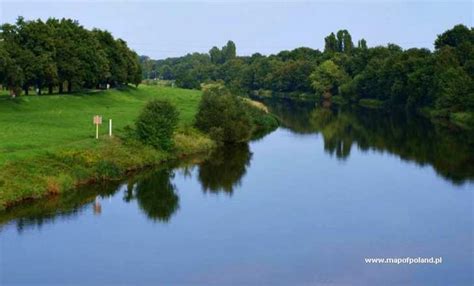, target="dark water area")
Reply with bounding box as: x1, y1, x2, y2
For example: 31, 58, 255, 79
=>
1, 98, 473, 286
